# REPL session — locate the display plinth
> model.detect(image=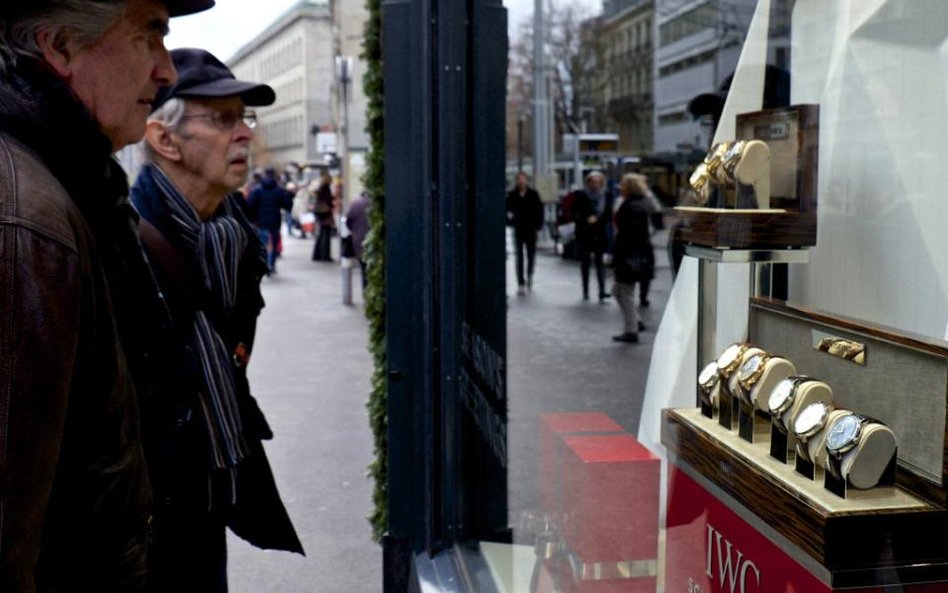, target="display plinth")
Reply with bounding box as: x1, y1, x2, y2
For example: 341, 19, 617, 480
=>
537, 412, 624, 515
676, 207, 816, 250
662, 408, 948, 588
